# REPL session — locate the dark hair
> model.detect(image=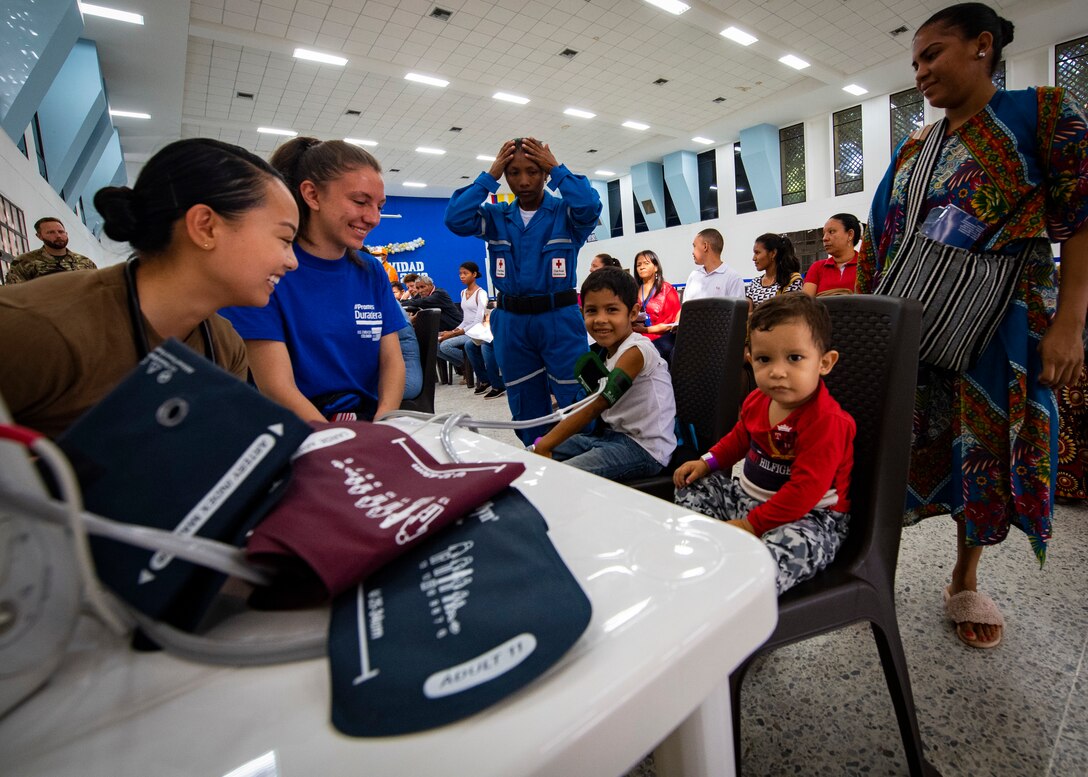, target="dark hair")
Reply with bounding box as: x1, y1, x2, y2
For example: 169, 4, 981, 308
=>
754, 233, 801, 282
94, 138, 283, 255
581, 266, 638, 311
402, 272, 420, 284
460, 261, 481, 279
391, 281, 405, 292
633, 250, 665, 298
696, 228, 724, 255
34, 217, 64, 232
269, 137, 381, 238
828, 213, 863, 247
594, 253, 622, 269
919, 2, 1014, 76
749, 293, 832, 354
